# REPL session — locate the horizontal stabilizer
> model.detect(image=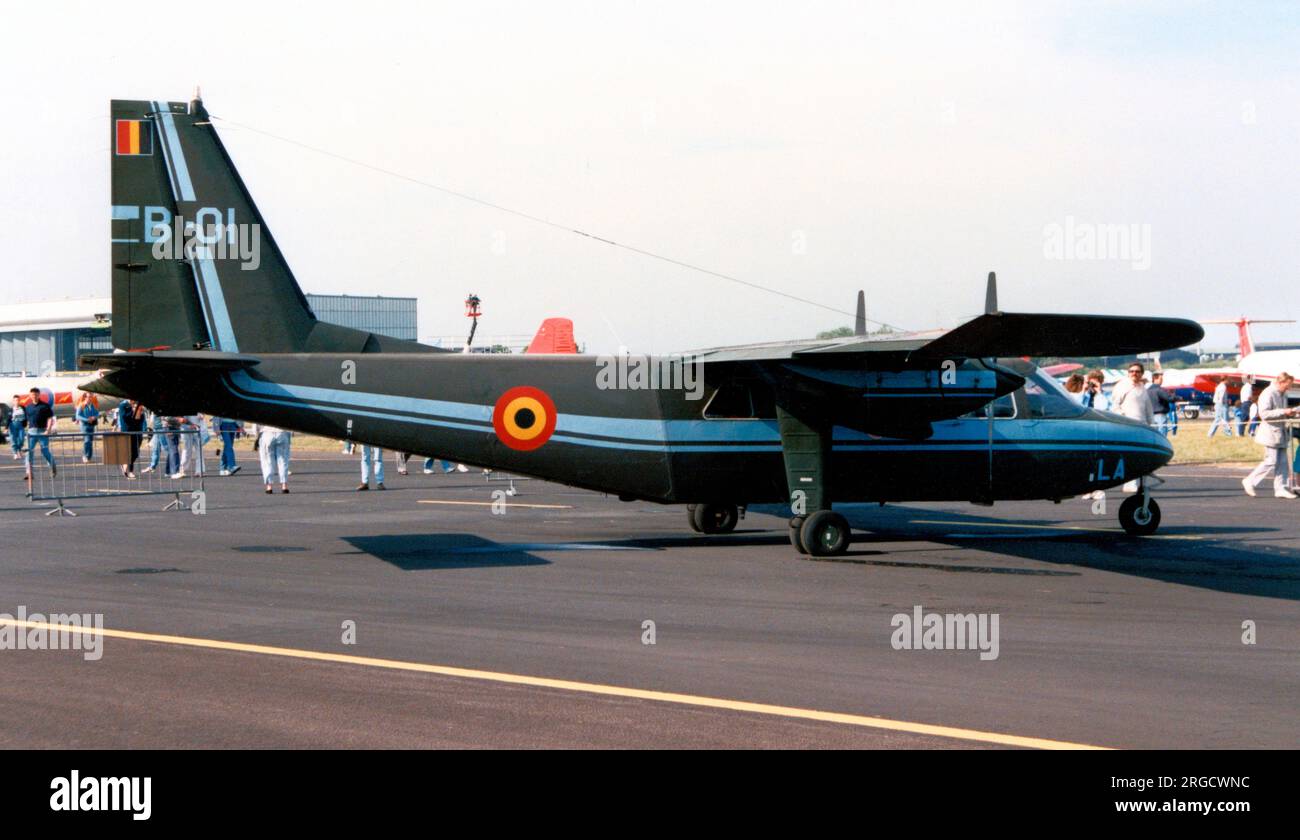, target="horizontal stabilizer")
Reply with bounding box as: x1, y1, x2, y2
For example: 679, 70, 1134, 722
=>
911, 312, 1204, 361
81, 350, 262, 370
